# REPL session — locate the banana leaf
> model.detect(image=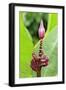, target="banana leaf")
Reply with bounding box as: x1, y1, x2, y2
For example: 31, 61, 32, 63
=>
19, 12, 33, 78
